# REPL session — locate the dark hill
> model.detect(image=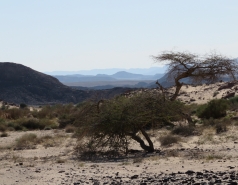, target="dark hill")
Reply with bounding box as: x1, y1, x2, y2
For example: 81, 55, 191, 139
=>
0, 62, 91, 104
